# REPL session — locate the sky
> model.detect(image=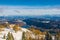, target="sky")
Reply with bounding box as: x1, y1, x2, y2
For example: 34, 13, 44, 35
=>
0, 0, 60, 16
